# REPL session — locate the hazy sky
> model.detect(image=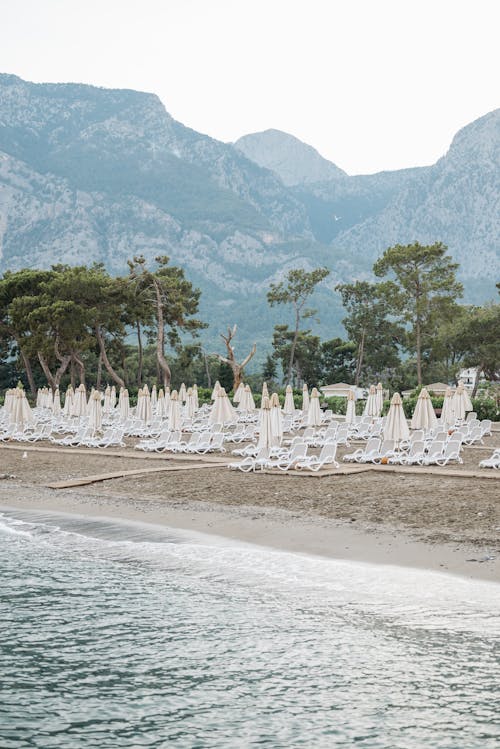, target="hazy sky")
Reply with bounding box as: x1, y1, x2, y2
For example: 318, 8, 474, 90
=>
1, 0, 498, 174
